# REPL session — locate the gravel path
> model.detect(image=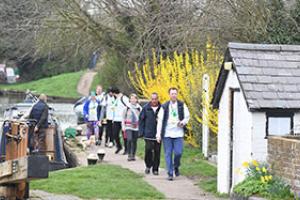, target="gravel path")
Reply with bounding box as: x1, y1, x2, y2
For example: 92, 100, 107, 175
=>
30, 190, 82, 200
76, 70, 97, 96
101, 144, 225, 200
